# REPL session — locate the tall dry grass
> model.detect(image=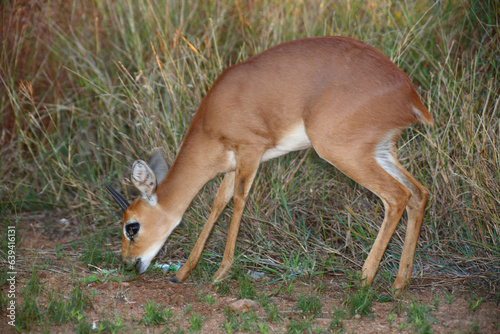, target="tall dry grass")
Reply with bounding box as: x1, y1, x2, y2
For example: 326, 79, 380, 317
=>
1, 0, 498, 287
